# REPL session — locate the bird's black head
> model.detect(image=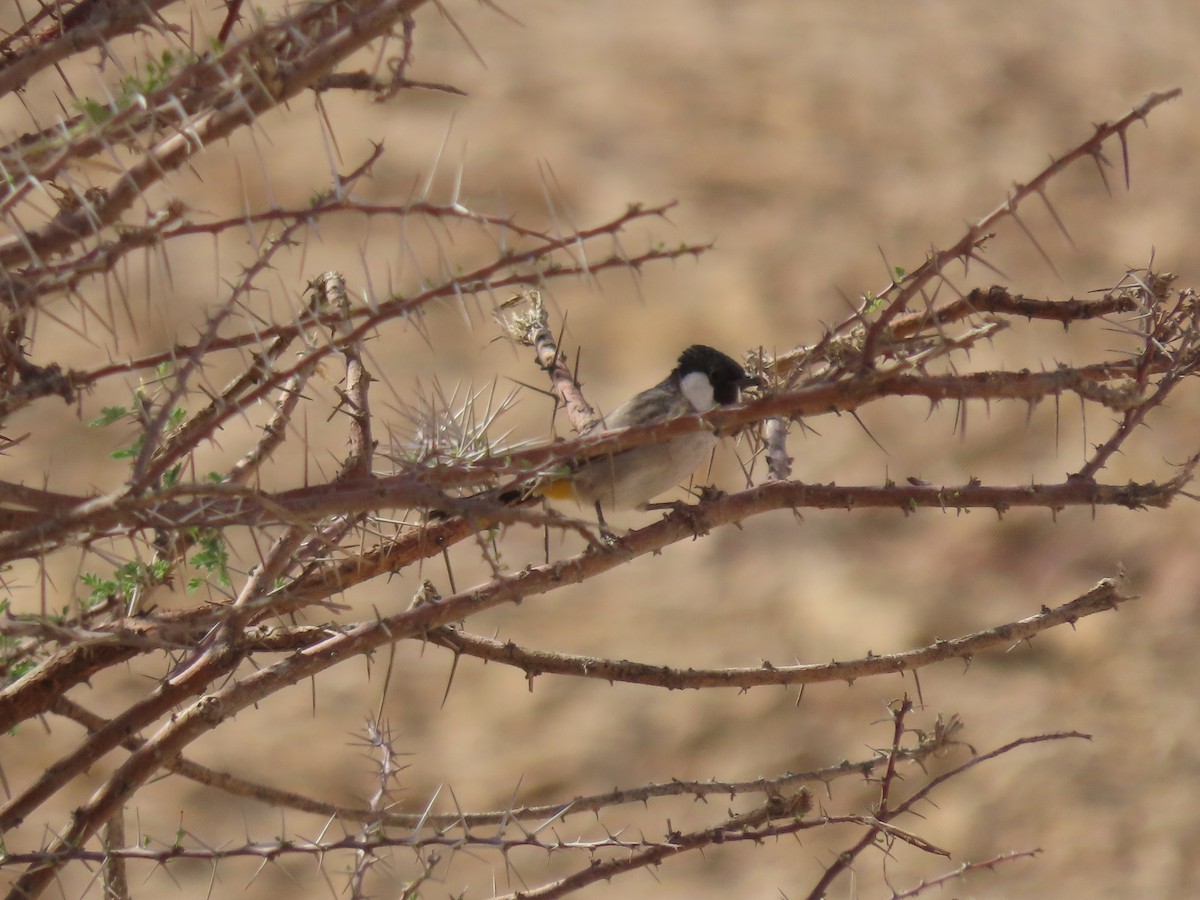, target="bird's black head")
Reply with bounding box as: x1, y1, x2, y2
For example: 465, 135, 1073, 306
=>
674, 345, 756, 405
